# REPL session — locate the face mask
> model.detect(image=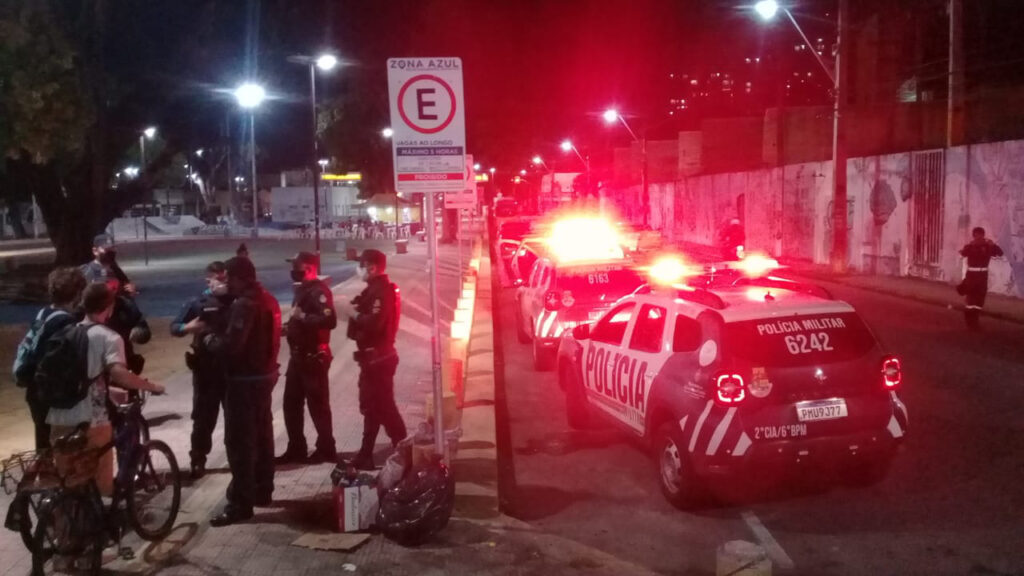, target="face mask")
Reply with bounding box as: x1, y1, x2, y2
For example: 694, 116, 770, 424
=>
357, 267, 369, 282
290, 270, 305, 283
